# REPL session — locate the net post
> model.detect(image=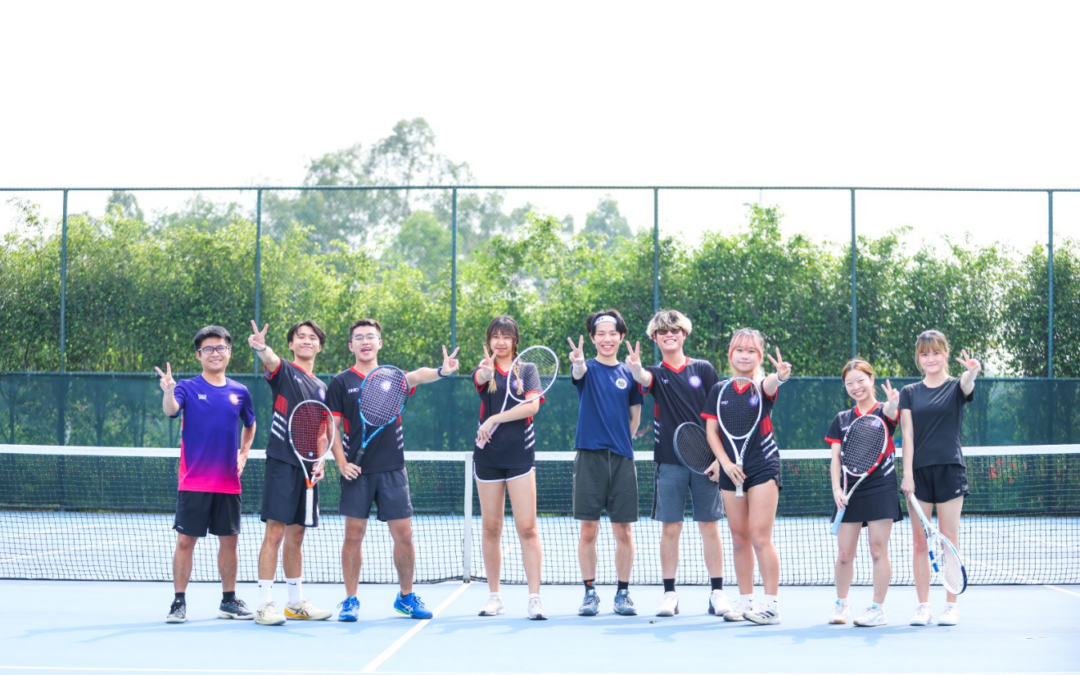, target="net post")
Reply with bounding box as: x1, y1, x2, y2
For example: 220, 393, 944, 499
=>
461, 451, 474, 581
60, 189, 69, 373
1047, 190, 1054, 378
